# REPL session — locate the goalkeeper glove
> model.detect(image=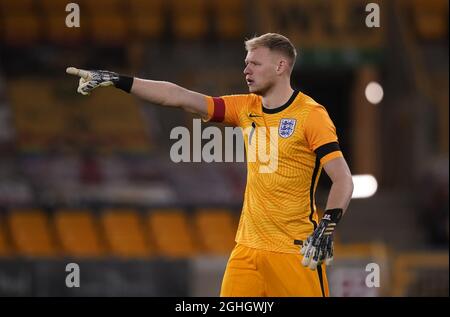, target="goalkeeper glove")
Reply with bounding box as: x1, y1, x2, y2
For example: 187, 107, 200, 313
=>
66, 67, 133, 95
300, 208, 343, 270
